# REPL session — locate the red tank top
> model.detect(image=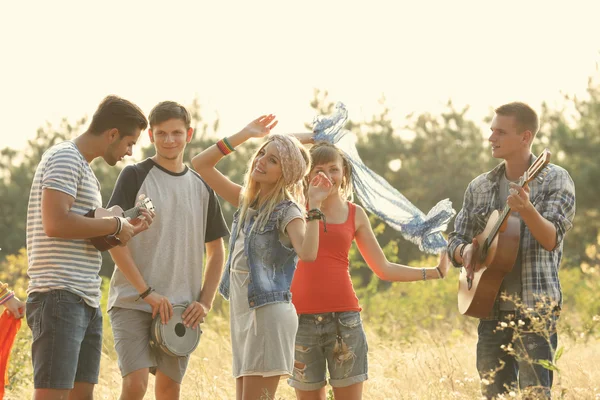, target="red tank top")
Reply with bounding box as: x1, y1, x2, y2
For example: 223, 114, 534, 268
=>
291, 202, 361, 314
